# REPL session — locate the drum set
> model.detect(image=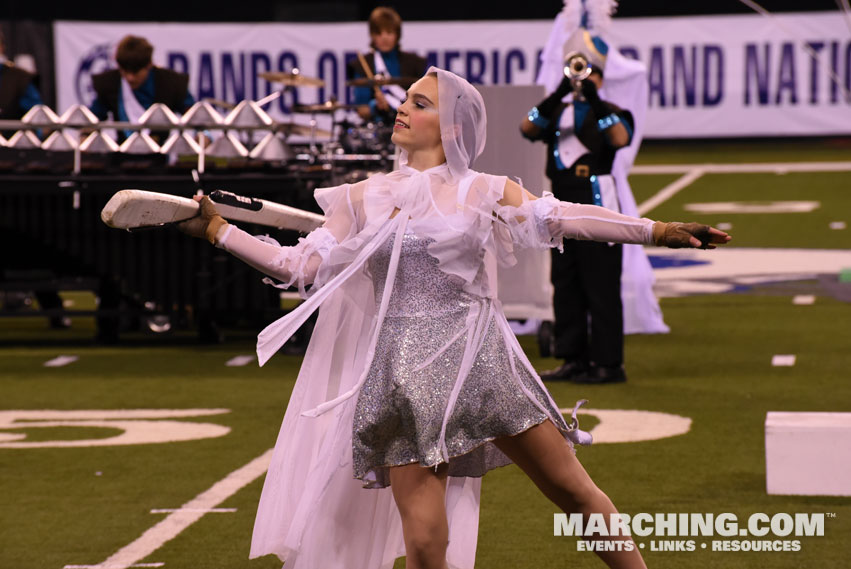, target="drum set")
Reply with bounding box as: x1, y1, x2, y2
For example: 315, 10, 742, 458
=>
0, 69, 419, 185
